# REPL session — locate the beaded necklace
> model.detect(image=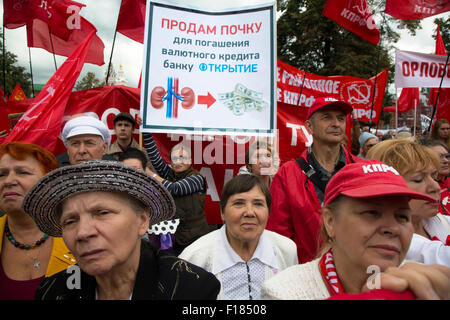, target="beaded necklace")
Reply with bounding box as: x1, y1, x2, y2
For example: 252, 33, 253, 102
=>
4, 221, 49, 250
